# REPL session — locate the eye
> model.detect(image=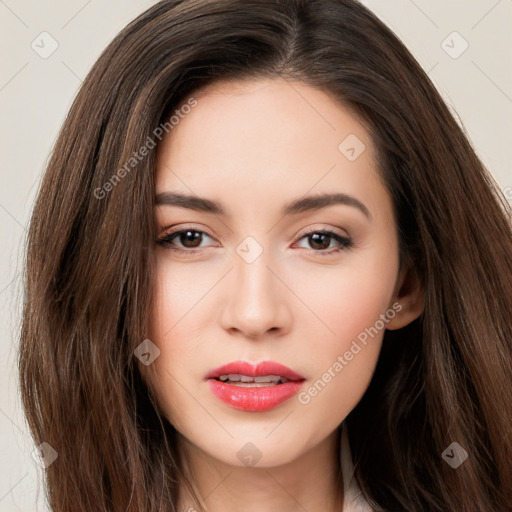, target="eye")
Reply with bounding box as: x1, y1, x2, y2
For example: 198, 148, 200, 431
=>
295, 229, 353, 256
156, 228, 215, 253
156, 227, 353, 256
